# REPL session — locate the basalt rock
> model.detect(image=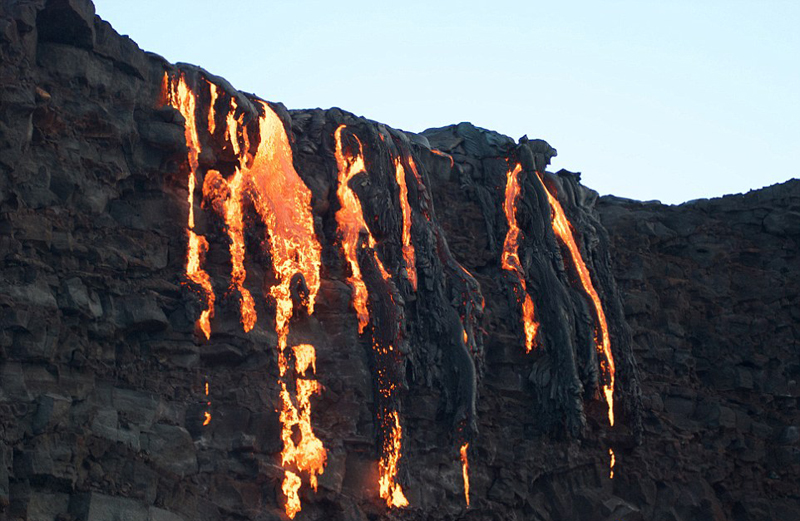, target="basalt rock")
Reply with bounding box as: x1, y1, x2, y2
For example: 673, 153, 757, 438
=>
0, 1, 797, 520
